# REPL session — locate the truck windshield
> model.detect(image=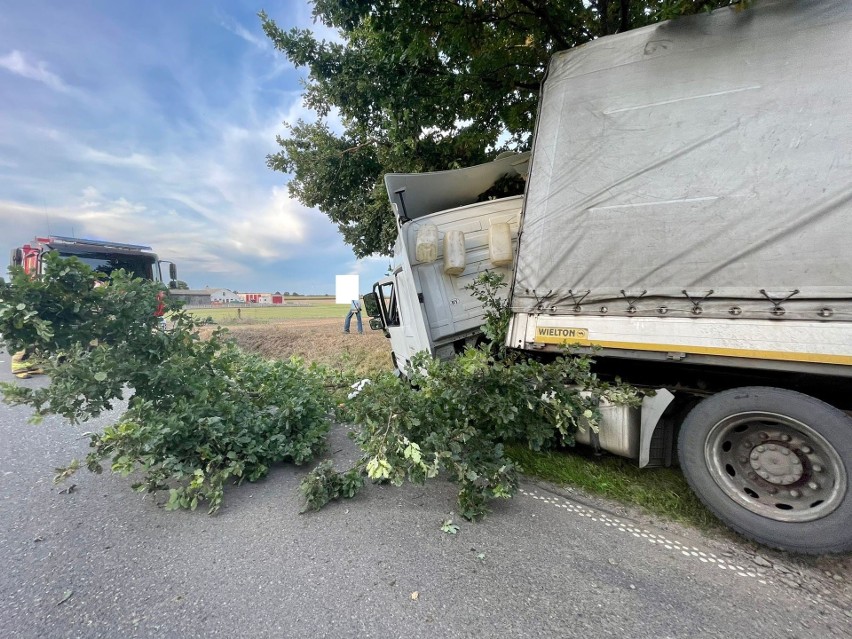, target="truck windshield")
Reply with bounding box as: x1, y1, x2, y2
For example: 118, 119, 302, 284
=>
57, 250, 157, 281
